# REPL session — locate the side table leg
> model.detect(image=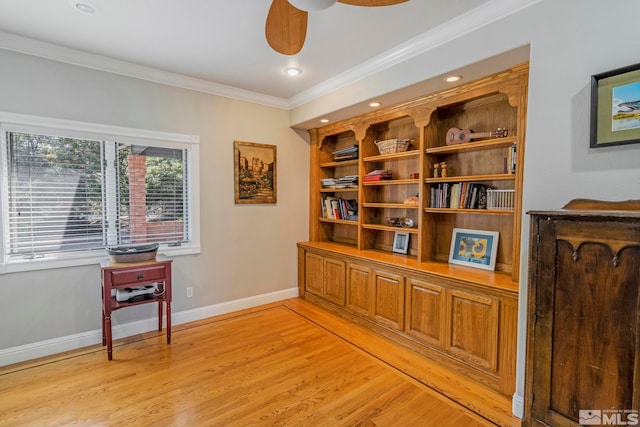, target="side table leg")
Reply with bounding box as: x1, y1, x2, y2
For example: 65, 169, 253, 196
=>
158, 300, 163, 331
101, 308, 106, 346
105, 315, 113, 360
166, 302, 171, 344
